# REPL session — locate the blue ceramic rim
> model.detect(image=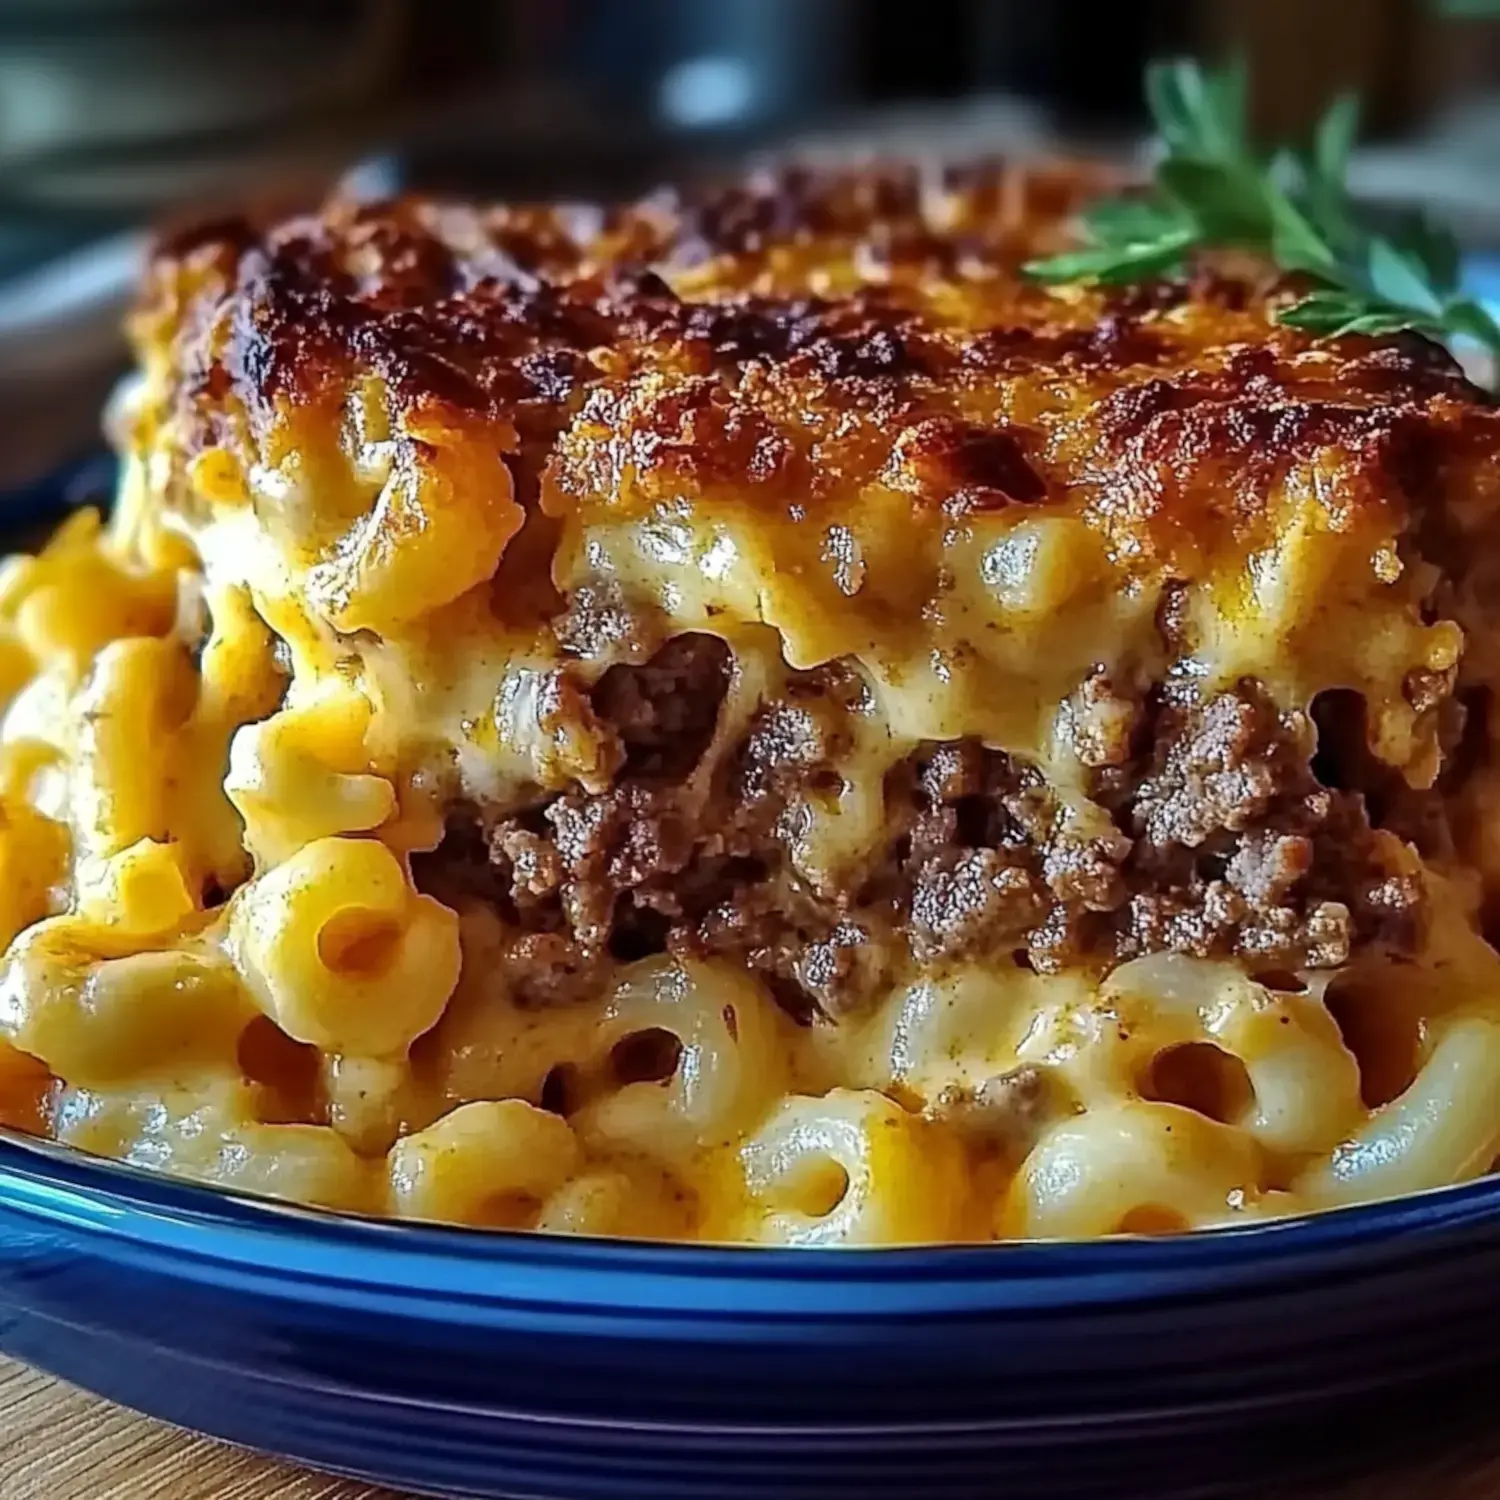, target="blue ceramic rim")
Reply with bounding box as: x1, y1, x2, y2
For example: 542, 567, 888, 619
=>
3, 1124, 1500, 1306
